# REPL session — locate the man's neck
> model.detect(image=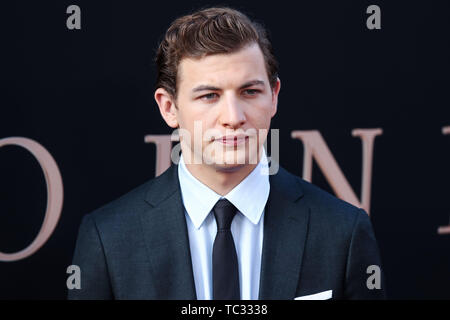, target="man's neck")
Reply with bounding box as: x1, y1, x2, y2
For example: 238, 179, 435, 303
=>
183, 152, 262, 196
